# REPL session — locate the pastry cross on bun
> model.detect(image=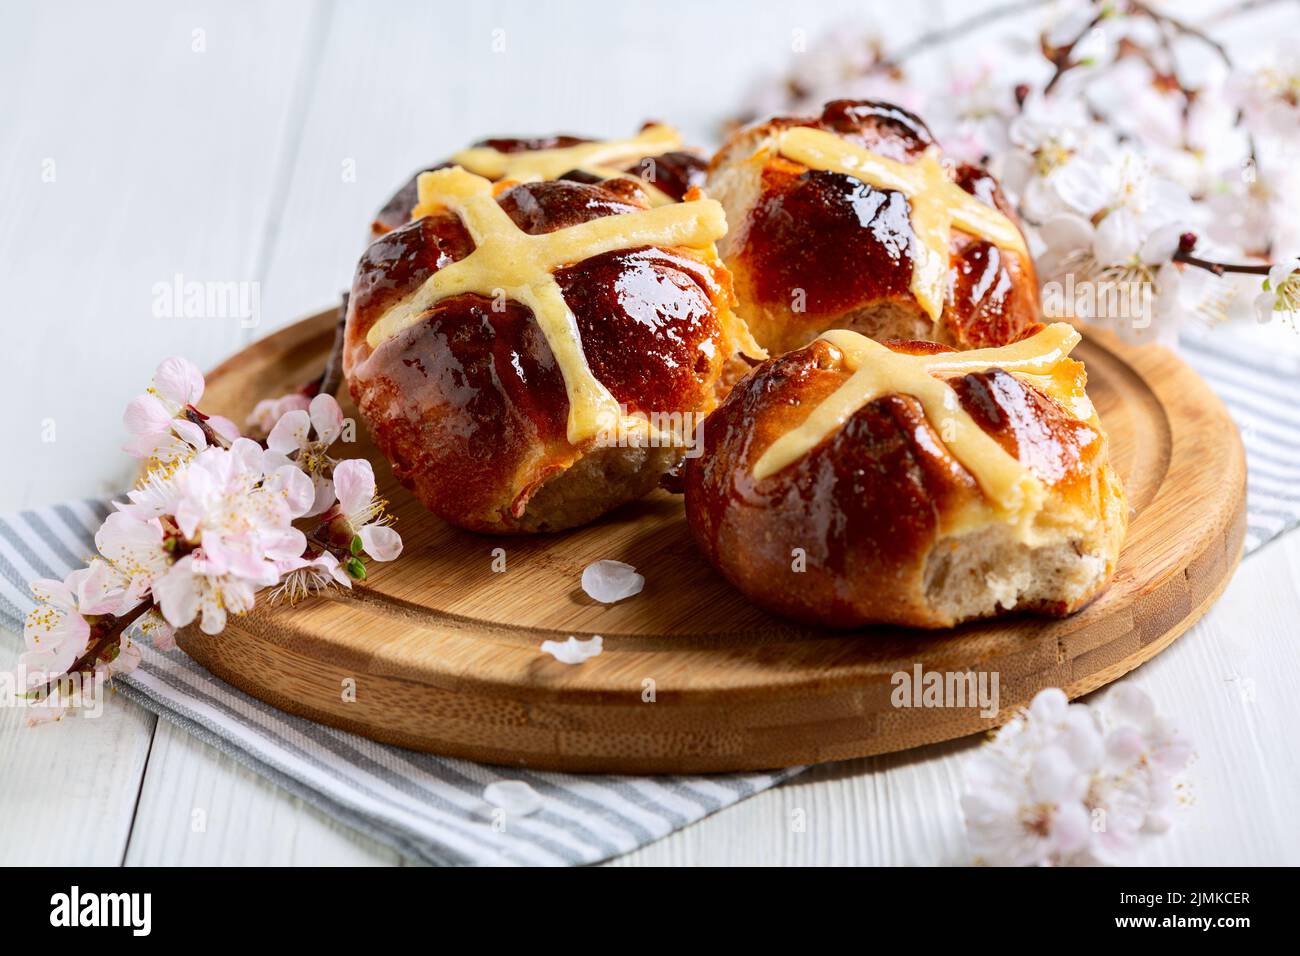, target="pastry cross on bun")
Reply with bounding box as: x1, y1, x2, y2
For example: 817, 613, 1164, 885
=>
345, 168, 755, 534
372, 123, 708, 238
683, 323, 1127, 629
707, 100, 1042, 355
